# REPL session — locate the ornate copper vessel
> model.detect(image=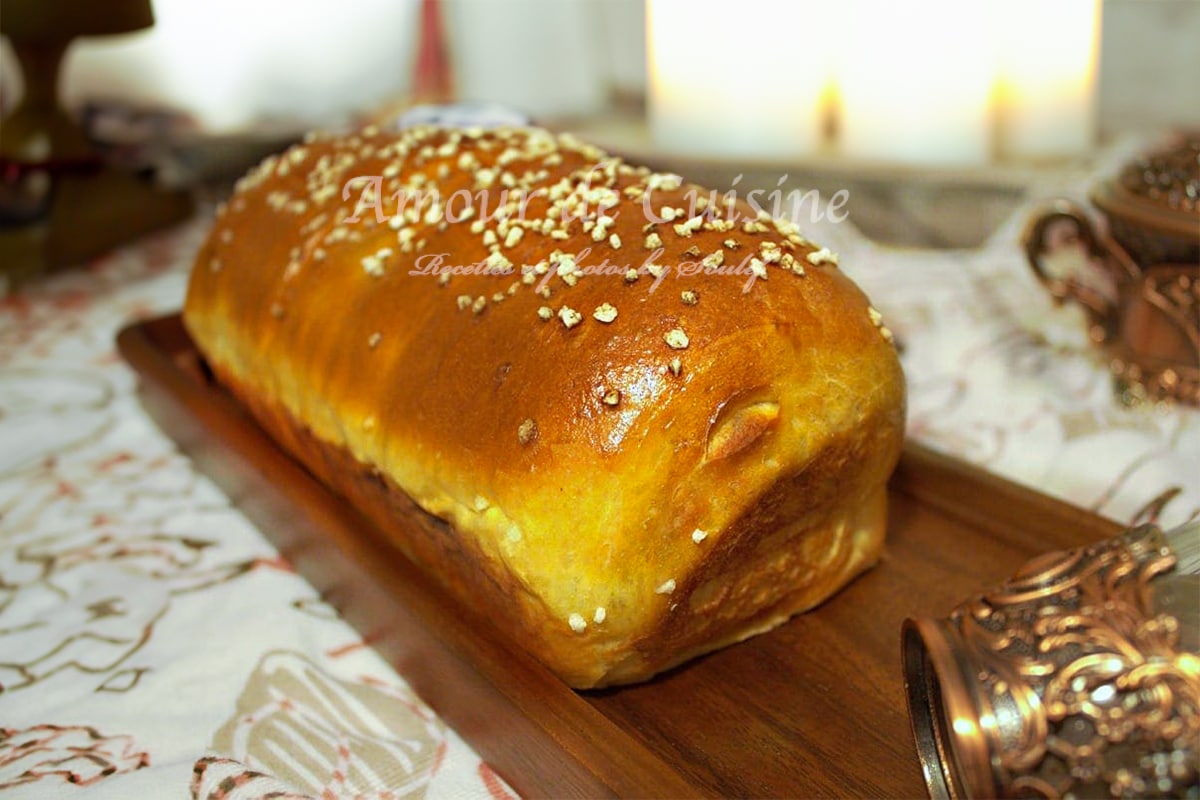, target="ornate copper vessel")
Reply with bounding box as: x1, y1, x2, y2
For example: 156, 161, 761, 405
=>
903, 522, 1199, 798
1023, 135, 1200, 405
